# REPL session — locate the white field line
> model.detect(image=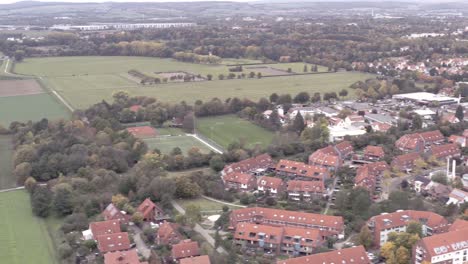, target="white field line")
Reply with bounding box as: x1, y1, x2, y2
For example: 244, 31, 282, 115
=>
0, 186, 25, 193
39, 77, 75, 112
187, 133, 223, 154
